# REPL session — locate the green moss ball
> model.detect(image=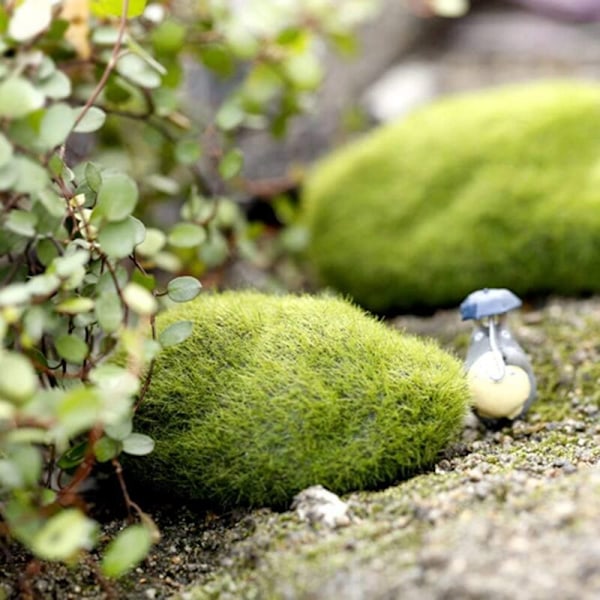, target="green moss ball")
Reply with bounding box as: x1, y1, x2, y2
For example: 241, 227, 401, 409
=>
128, 292, 469, 508
303, 81, 600, 313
